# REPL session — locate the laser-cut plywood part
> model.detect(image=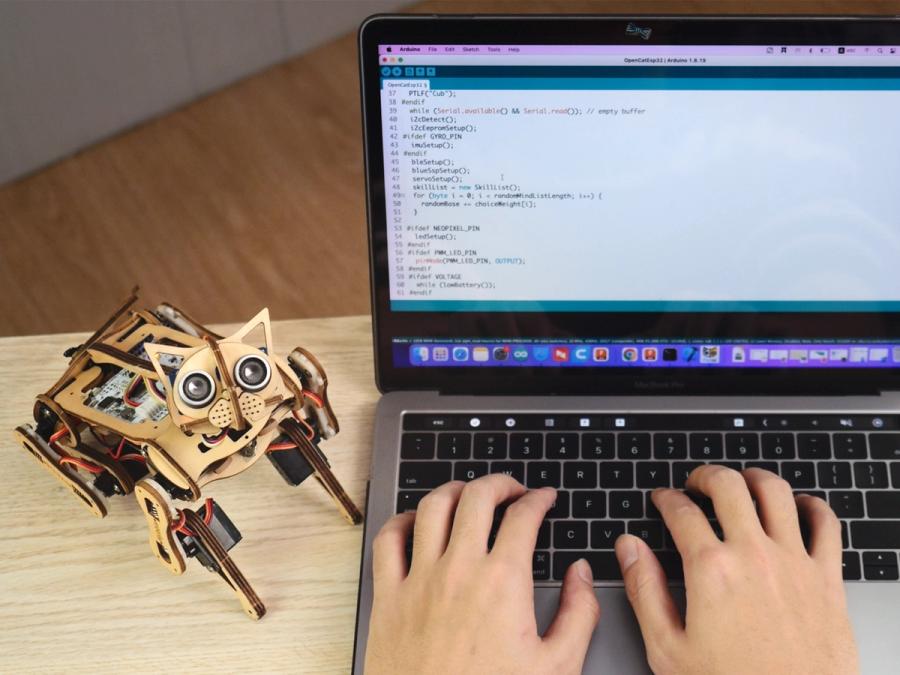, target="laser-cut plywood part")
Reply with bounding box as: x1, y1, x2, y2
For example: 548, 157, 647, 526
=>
12, 289, 362, 618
